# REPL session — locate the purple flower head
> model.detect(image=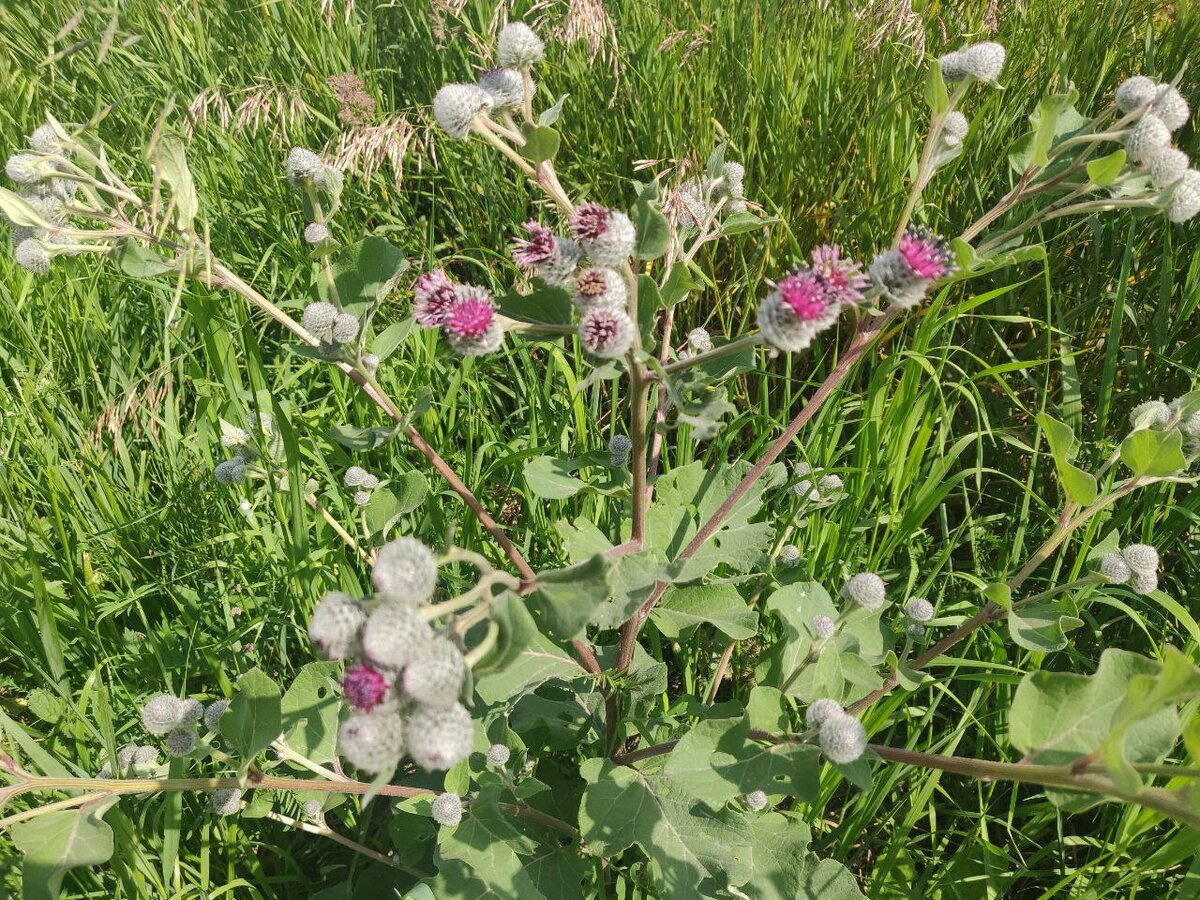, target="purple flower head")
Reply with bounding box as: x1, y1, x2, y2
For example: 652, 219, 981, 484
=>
576, 268, 610, 301
512, 220, 557, 269
810, 244, 870, 304
776, 268, 834, 321
343, 663, 389, 712
445, 286, 496, 340
569, 202, 612, 241
413, 269, 458, 328
898, 227, 954, 280
579, 306, 634, 358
